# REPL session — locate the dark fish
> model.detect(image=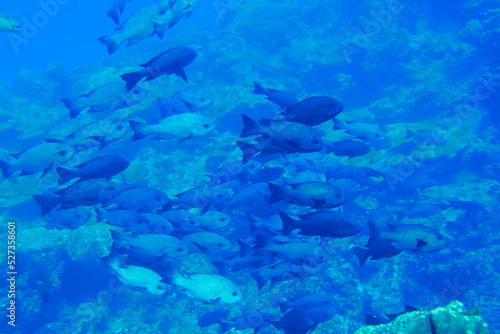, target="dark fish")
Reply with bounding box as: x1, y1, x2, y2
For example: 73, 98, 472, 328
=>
98, 208, 175, 234
121, 47, 197, 90
112, 186, 169, 211
253, 82, 298, 109
353, 222, 448, 265
198, 309, 230, 328
61, 82, 147, 119
268, 182, 345, 208
44, 207, 92, 230
395, 203, 449, 220
282, 96, 343, 126
33, 179, 121, 216
219, 312, 277, 333
406, 129, 446, 145
55, 155, 129, 185
279, 211, 361, 238
272, 307, 335, 334
250, 260, 324, 290
326, 140, 371, 158
111, 230, 188, 257
278, 293, 335, 313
